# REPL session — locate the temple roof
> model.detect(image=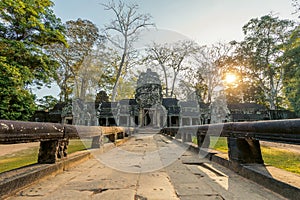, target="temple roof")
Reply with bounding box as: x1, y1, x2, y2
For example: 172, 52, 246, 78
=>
228, 103, 267, 110
136, 68, 161, 88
